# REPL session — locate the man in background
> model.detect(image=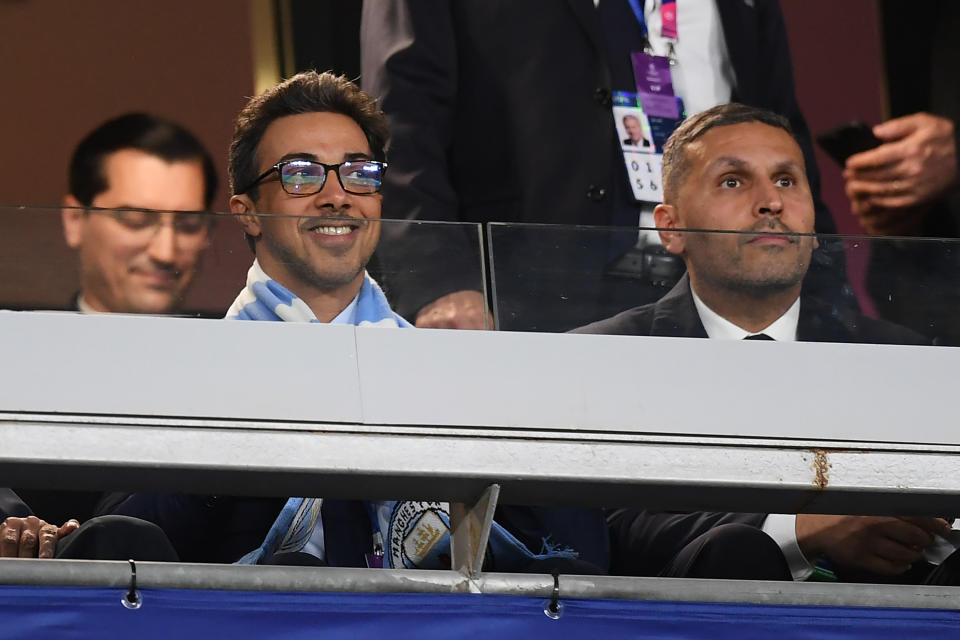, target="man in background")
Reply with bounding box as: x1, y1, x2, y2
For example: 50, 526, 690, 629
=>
361, 0, 847, 332
61, 112, 217, 315
2, 113, 218, 555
